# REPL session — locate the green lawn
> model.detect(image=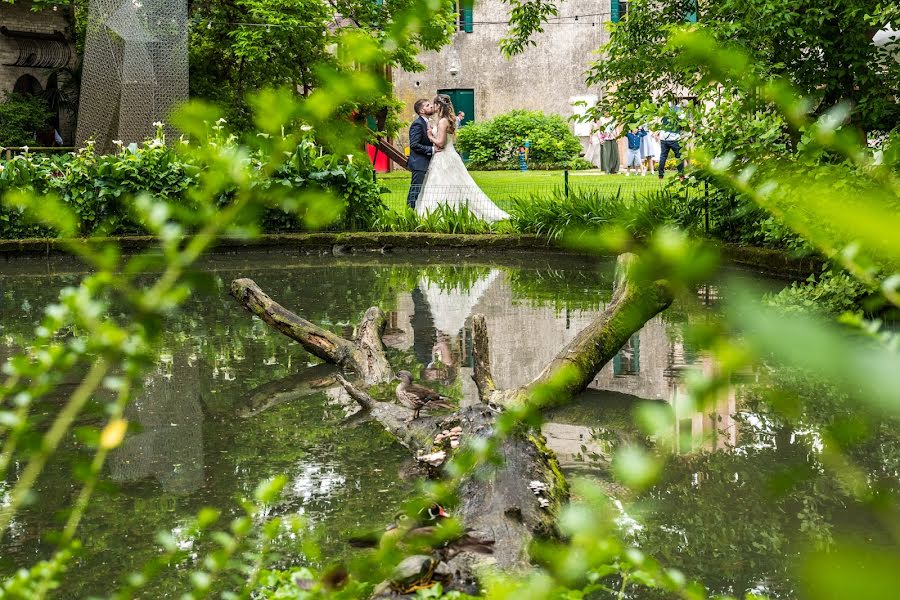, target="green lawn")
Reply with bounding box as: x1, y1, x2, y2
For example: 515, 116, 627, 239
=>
376, 169, 676, 212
